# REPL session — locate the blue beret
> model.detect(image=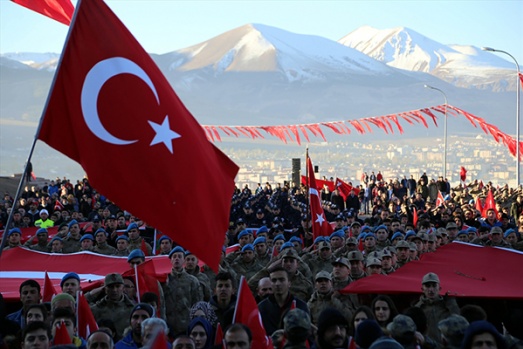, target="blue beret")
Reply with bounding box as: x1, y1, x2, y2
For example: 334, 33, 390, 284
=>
238, 229, 252, 239
374, 225, 388, 233
127, 249, 145, 262
60, 272, 80, 288
67, 220, 78, 229
241, 244, 254, 253
365, 232, 376, 239
80, 234, 94, 242
360, 225, 372, 233
457, 230, 468, 237
184, 250, 194, 256
330, 230, 345, 239
273, 234, 285, 242
158, 235, 171, 243
504, 228, 516, 238
36, 228, 48, 235
466, 227, 478, 234
257, 226, 268, 234
405, 230, 416, 239
359, 233, 367, 240
289, 236, 302, 244
8, 228, 21, 236
94, 228, 107, 236
51, 236, 63, 243
314, 236, 326, 244
115, 235, 129, 242
168, 246, 185, 258
279, 241, 294, 251
391, 232, 404, 241
253, 236, 266, 246
126, 222, 139, 232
